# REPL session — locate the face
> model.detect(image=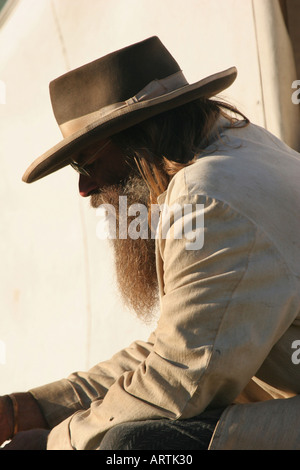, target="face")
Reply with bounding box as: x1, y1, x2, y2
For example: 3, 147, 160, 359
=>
71, 139, 159, 322
72, 139, 132, 197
